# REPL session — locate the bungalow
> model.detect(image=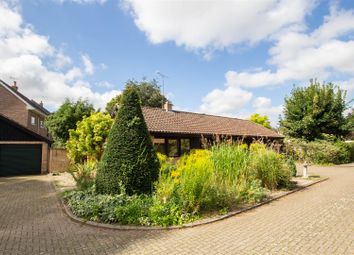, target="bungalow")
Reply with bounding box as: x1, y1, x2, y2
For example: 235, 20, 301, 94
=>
143, 102, 284, 157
